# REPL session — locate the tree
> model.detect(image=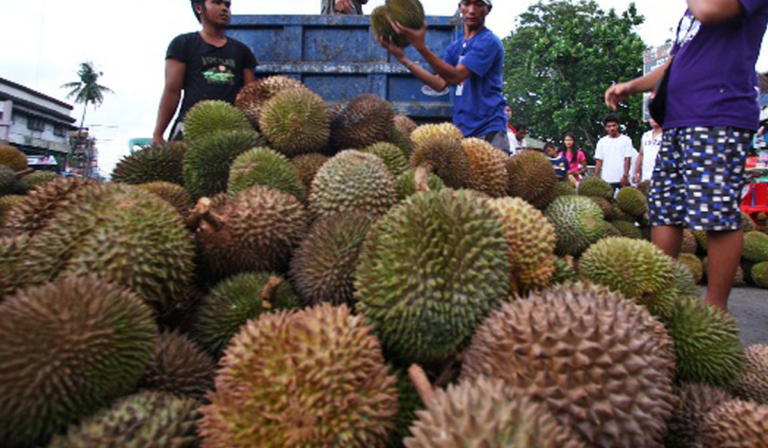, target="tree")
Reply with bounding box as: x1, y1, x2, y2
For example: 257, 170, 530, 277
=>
503, 0, 646, 157
61, 61, 113, 177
